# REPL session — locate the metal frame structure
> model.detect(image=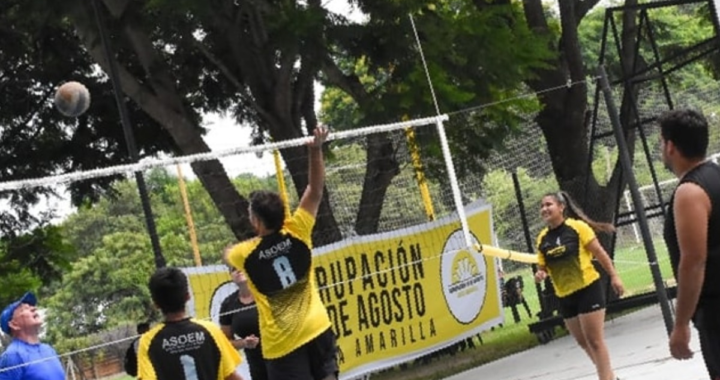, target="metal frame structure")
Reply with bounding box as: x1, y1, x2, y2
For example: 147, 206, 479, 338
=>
587, 0, 719, 234
528, 0, 720, 343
